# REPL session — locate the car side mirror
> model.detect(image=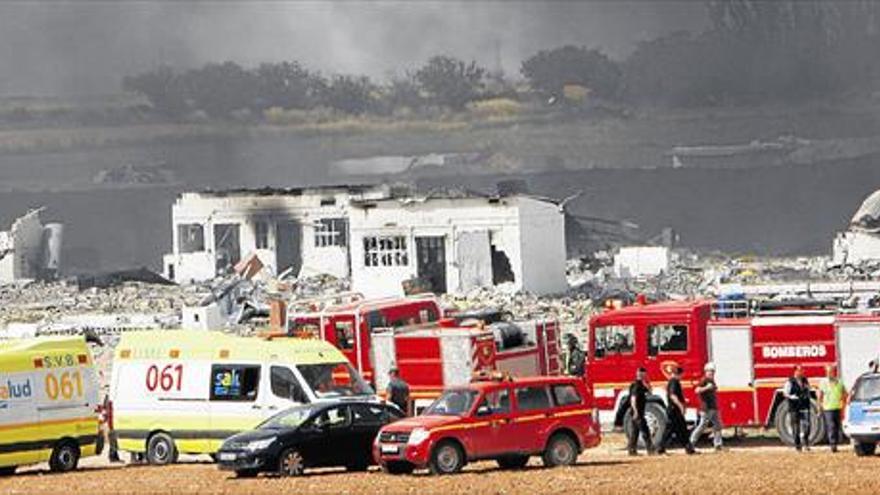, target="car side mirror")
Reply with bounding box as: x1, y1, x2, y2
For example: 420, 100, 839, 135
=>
476, 405, 492, 417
